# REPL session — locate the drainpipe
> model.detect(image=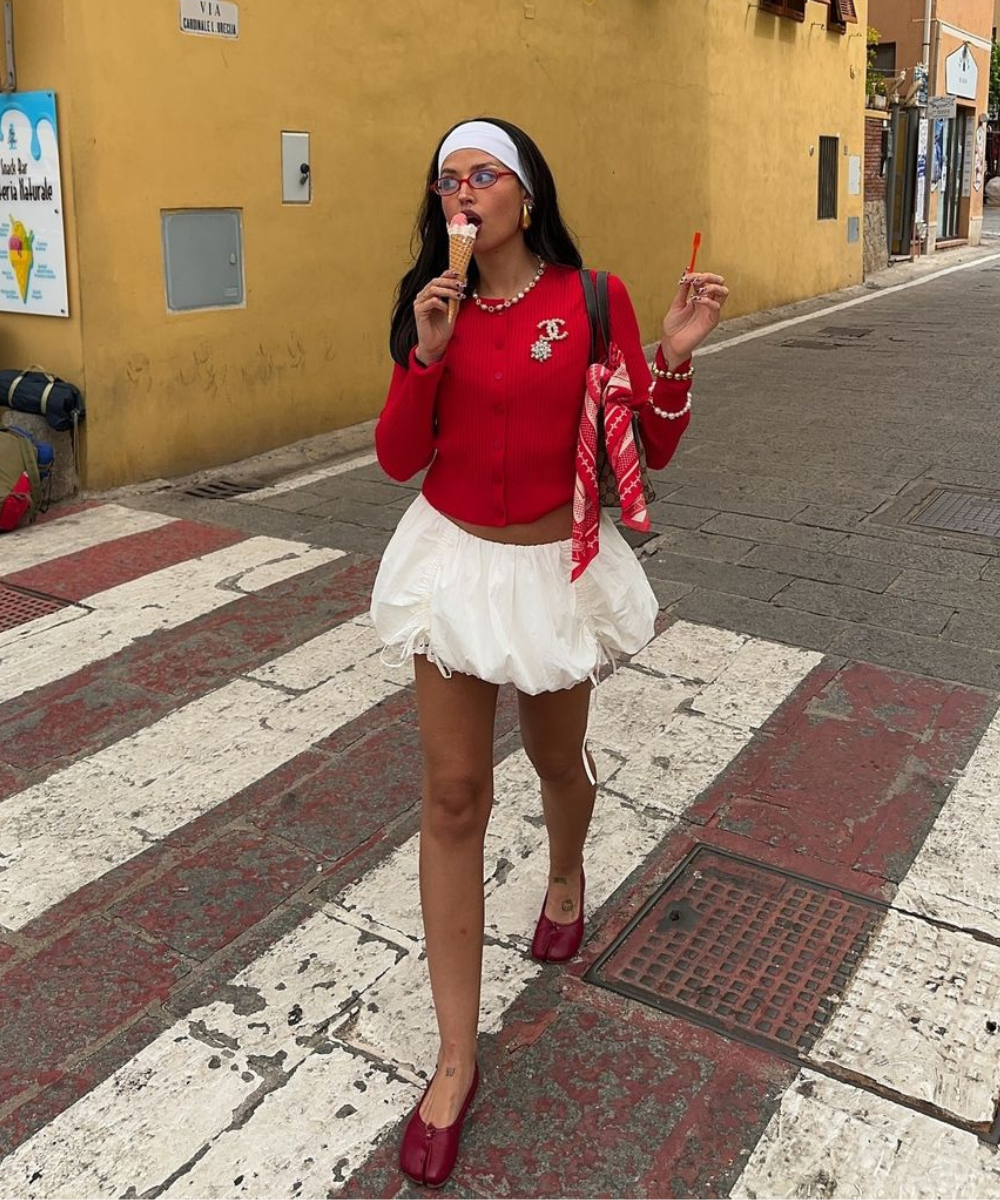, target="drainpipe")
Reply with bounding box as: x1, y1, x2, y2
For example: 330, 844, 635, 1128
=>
920, 0, 935, 251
